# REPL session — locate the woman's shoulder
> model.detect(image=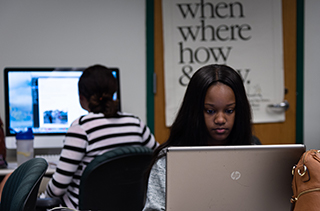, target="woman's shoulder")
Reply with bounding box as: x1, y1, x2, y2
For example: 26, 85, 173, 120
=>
70, 113, 104, 126
153, 148, 167, 168
115, 112, 145, 124
117, 112, 140, 119
69, 112, 146, 128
